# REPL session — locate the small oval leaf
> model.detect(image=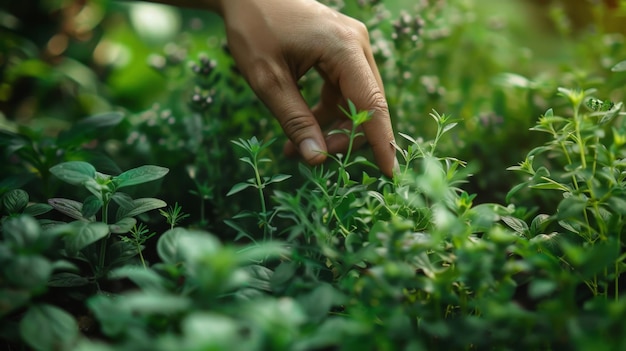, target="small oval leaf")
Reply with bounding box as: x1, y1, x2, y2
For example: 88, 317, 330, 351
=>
50, 161, 96, 186
115, 165, 169, 189
1, 189, 29, 214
